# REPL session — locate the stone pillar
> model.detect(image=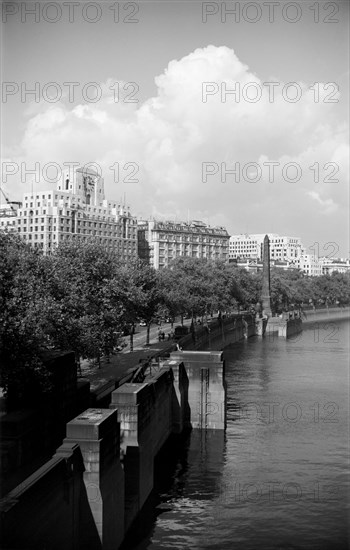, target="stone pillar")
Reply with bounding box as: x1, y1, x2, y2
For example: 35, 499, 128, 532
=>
110, 370, 174, 532
261, 234, 272, 317
163, 359, 190, 434
170, 351, 226, 430
110, 382, 153, 530
64, 408, 124, 550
